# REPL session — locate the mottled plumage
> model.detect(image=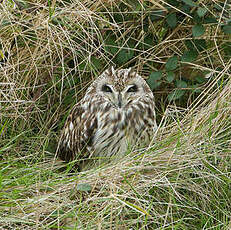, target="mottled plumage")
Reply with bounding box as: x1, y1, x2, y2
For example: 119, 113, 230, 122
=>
58, 67, 157, 165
